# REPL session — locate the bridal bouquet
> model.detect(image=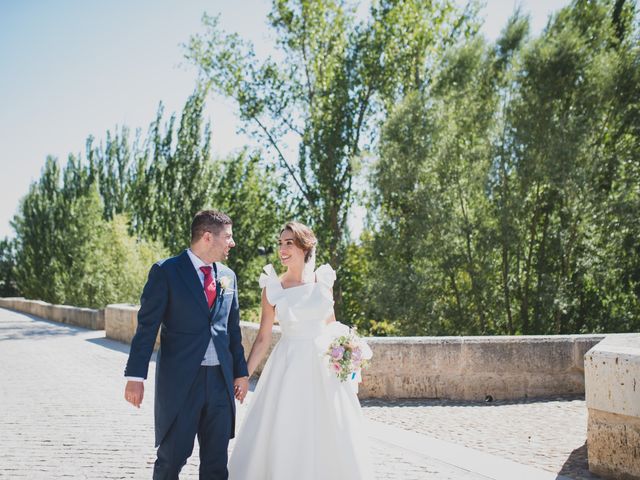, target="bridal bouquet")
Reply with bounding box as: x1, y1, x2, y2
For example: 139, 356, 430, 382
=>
325, 326, 373, 382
